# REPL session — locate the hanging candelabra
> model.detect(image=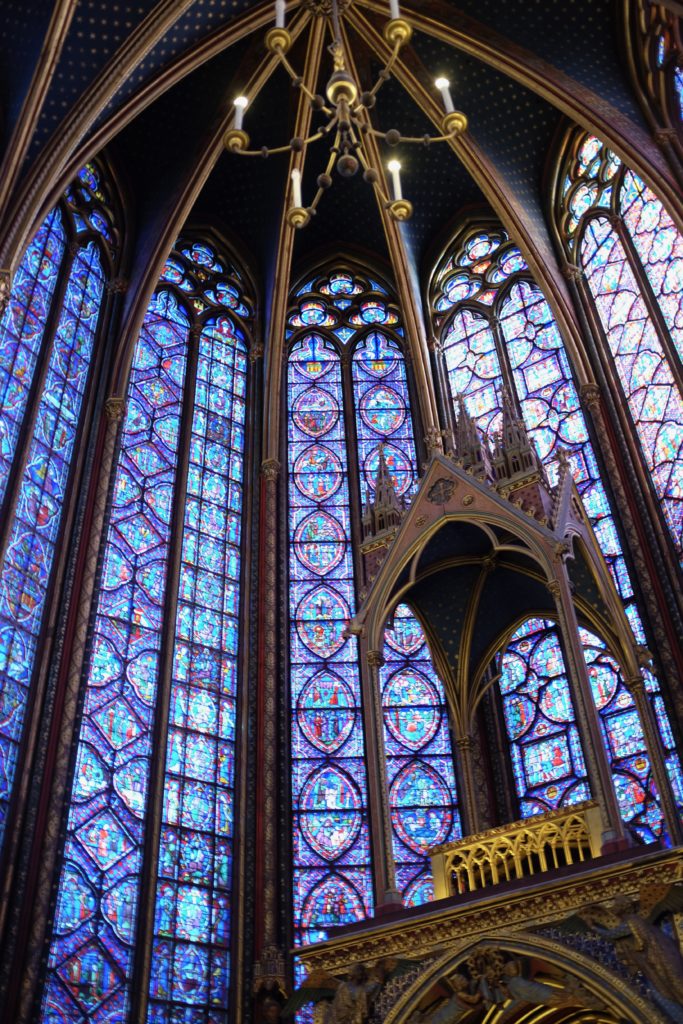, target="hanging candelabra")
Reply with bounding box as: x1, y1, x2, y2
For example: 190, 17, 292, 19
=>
222, 0, 468, 228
